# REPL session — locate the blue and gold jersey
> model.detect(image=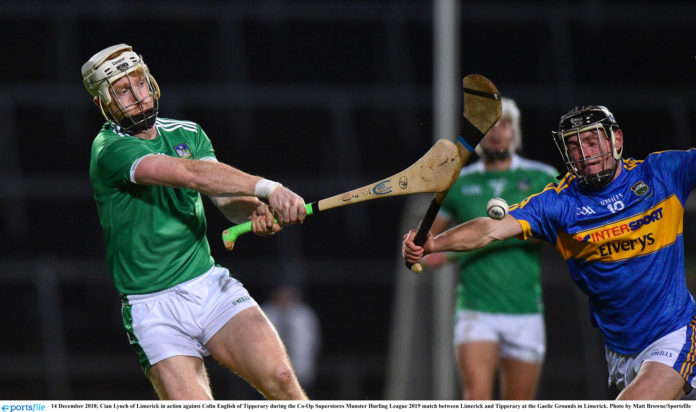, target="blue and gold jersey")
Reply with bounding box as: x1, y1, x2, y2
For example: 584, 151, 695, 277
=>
509, 150, 696, 354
